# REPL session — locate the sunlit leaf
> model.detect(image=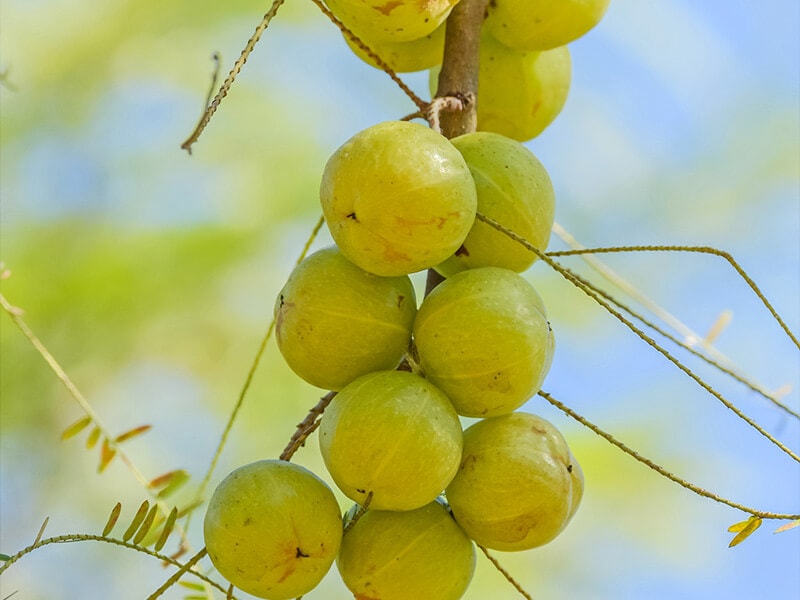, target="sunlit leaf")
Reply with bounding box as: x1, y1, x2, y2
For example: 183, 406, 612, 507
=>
154, 507, 179, 552
61, 416, 92, 441
85, 426, 102, 450
727, 518, 751, 533
774, 519, 800, 534
98, 438, 117, 473
138, 510, 166, 548
102, 502, 123, 536
149, 469, 190, 498
114, 424, 152, 444
122, 501, 150, 542
729, 516, 762, 547
133, 504, 159, 545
